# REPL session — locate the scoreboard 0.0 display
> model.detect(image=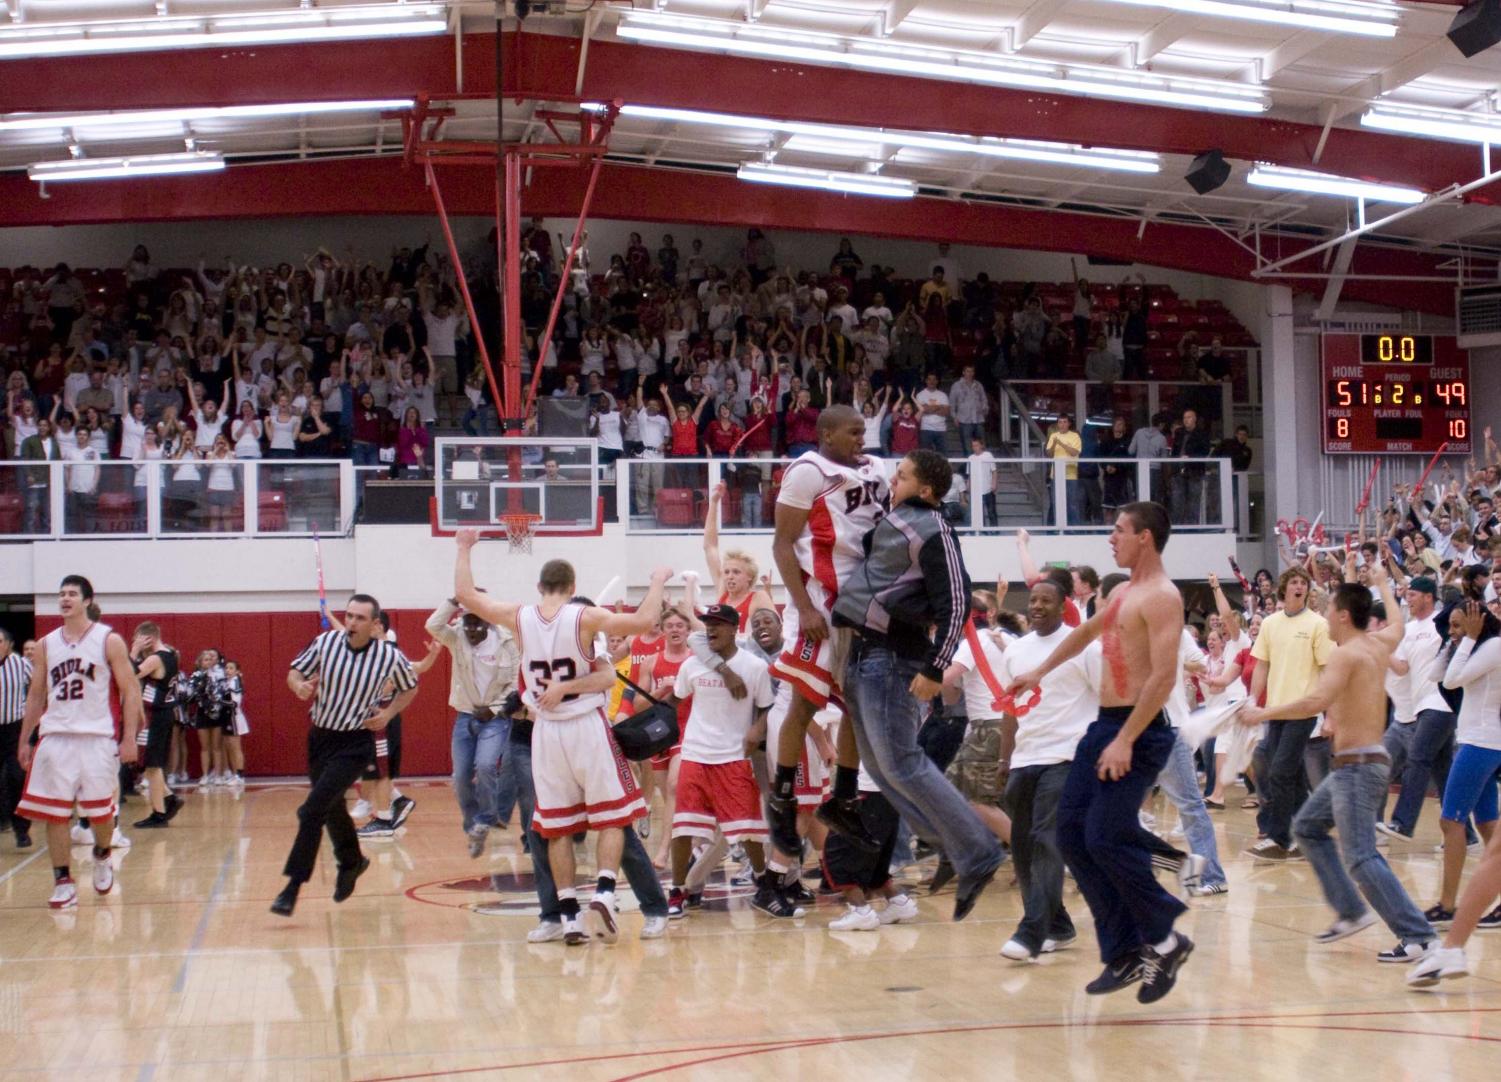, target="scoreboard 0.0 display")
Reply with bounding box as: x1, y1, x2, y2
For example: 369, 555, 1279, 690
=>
1321, 333, 1471, 455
